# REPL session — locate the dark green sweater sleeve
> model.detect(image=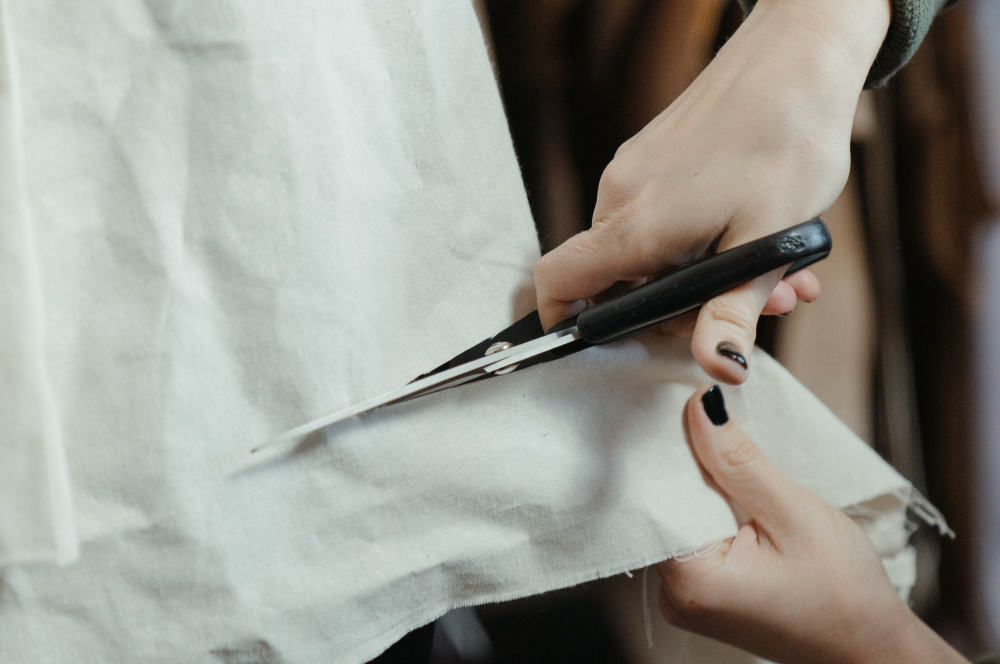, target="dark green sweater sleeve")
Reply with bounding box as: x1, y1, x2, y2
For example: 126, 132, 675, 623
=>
737, 0, 955, 87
